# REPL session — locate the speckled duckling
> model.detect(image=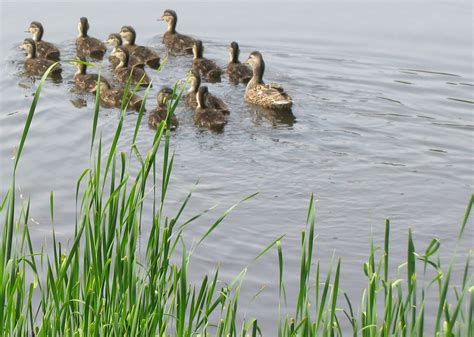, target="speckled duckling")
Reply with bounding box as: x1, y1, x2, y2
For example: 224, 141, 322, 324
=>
160, 9, 196, 54
76, 17, 107, 59
148, 87, 179, 130
185, 71, 229, 113
20, 38, 62, 78
74, 57, 110, 92
194, 86, 227, 132
105, 33, 145, 69
92, 81, 144, 112
26, 21, 60, 61
192, 40, 222, 83
113, 46, 151, 87
245, 51, 293, 113
119, 26, 161, 69
226, 41, 252, 85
